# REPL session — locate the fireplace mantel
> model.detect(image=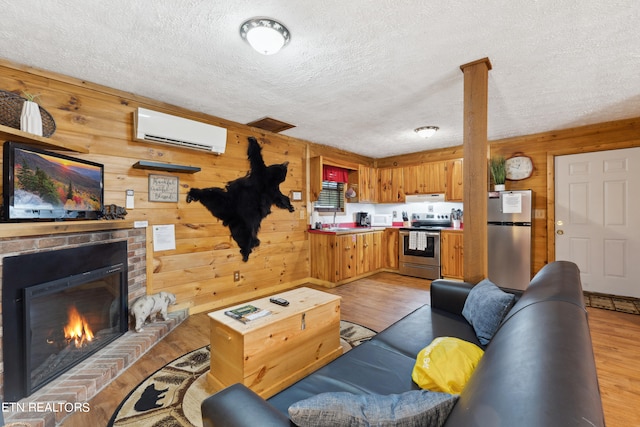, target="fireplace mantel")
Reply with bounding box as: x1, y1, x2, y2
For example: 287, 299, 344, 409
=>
0, 220, 135, 238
